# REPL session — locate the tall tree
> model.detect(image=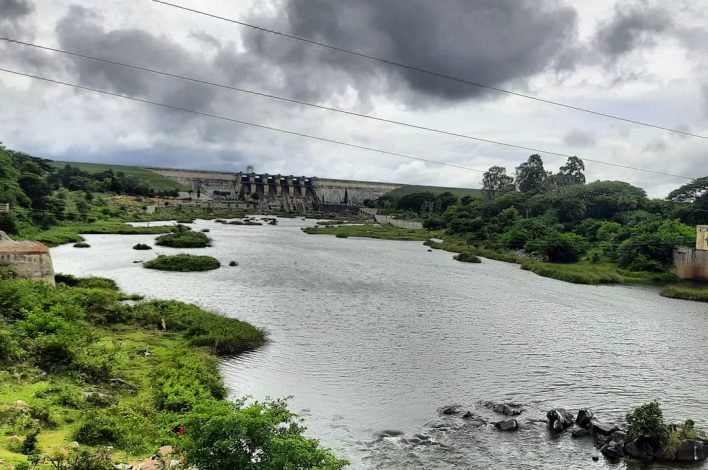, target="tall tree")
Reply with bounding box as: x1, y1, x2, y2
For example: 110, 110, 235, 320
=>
515, 154, 547, 193
482, 166, 514, 198
556, 156, 586, 186
667, 176, 708, 209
